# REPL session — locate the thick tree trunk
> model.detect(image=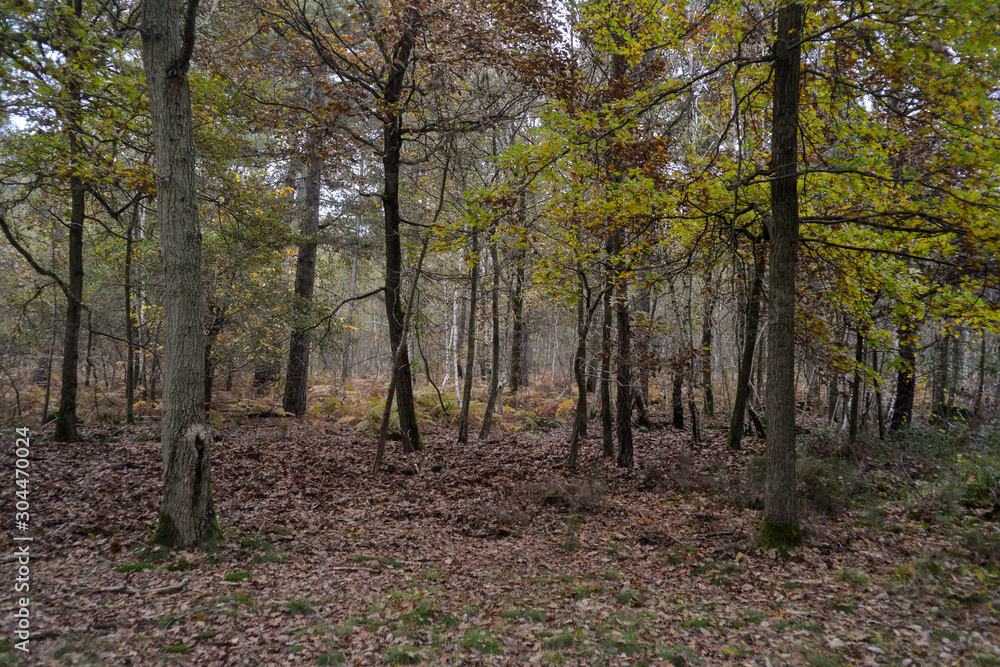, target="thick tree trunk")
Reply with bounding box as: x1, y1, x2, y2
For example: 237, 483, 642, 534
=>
284, 142, 322, 416
726, 250, 765, 450
761, 2, 804, 550
53, 0, 85, 442
141, 0, 220, 548
54, 174, 84, 442
457, 227, 478, 444
381, 10, 422, 451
